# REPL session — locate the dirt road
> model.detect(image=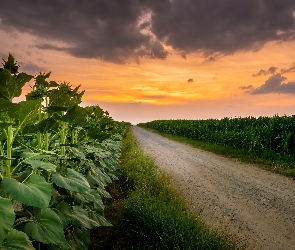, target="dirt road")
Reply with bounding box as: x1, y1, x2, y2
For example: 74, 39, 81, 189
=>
133, 126, 295, 250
